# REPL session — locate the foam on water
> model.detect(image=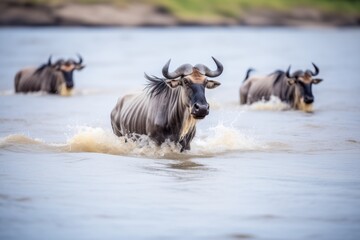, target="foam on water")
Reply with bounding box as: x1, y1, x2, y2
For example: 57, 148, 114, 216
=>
248, 96, 290, 111
0, 90, 47, 97
67, 126, 182, 157
0, 88, 111, 97
192, 123, 262, 154
0, 134, 42, 145
0, 123, 265, 158
0, 90, 15, 96
0, 134, 62, 152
